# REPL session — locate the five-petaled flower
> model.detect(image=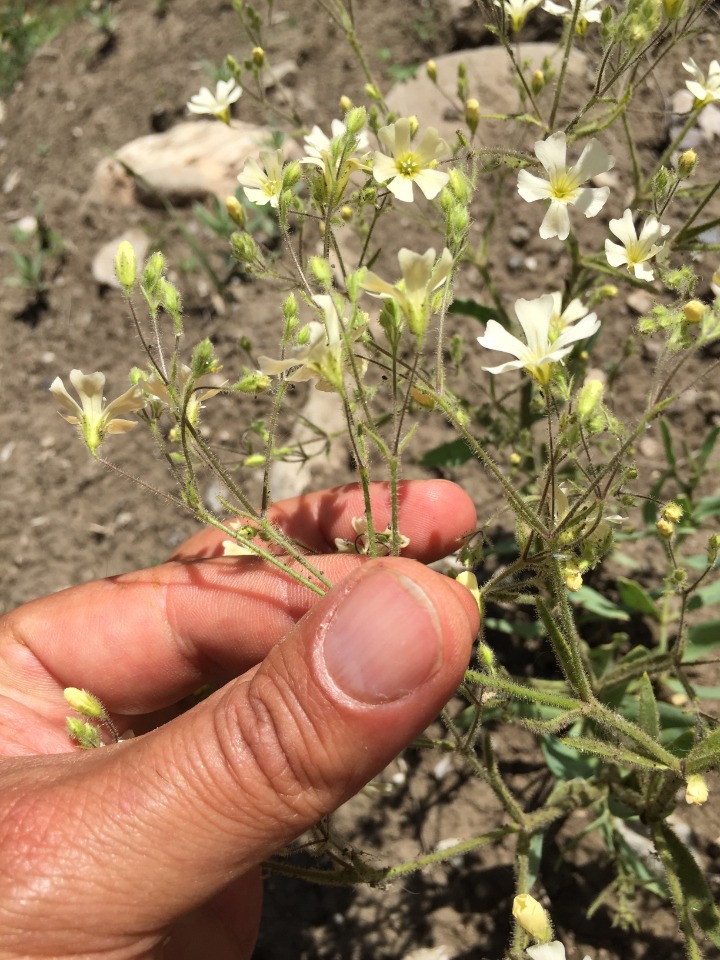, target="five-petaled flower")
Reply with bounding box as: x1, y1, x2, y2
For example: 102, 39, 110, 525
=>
362, 246, 454, 338
517, 132, 614, 240
683, 58, 720, 104
50, 370, 144, 455
237, 149, 285, 208
605, 209, 670, 281
494, 0, 542, 31
372, 118, 450, 202
543, 0, 603, 34
477, 293, 600, 385
302, 118, 369, 169
186, 79, 241, 124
